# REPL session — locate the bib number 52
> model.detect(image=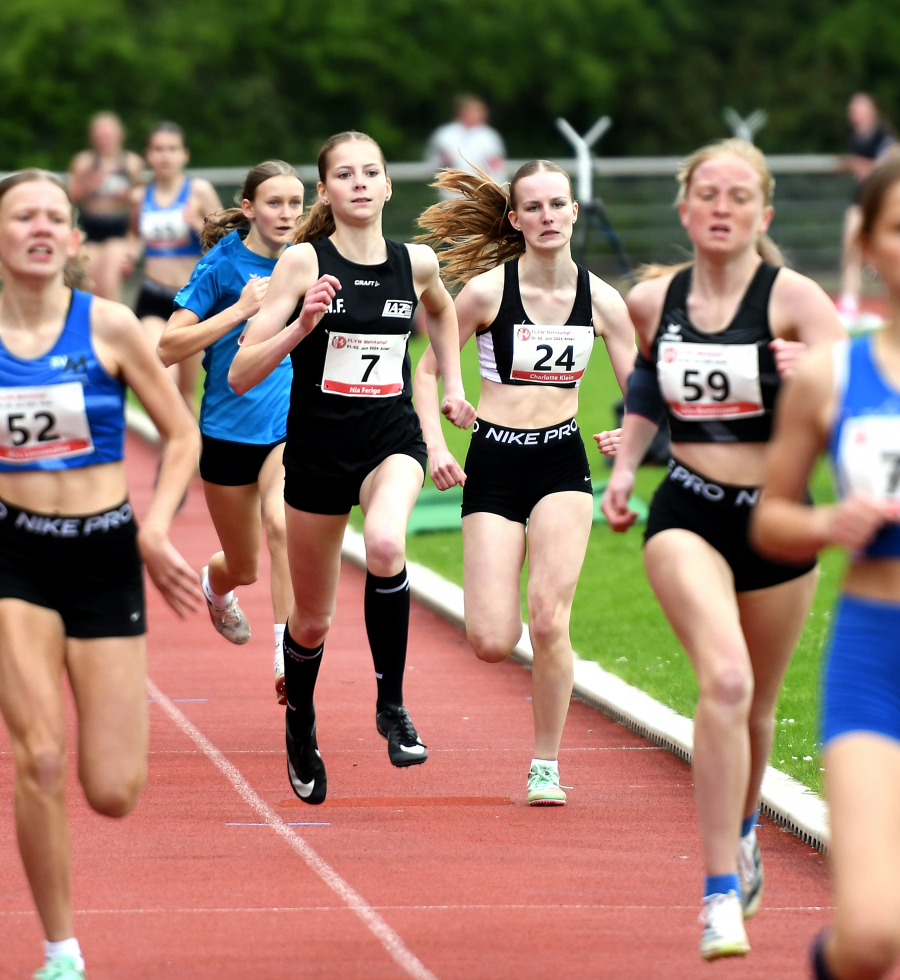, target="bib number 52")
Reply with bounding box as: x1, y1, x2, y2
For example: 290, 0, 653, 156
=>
7, 411, 60, 446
